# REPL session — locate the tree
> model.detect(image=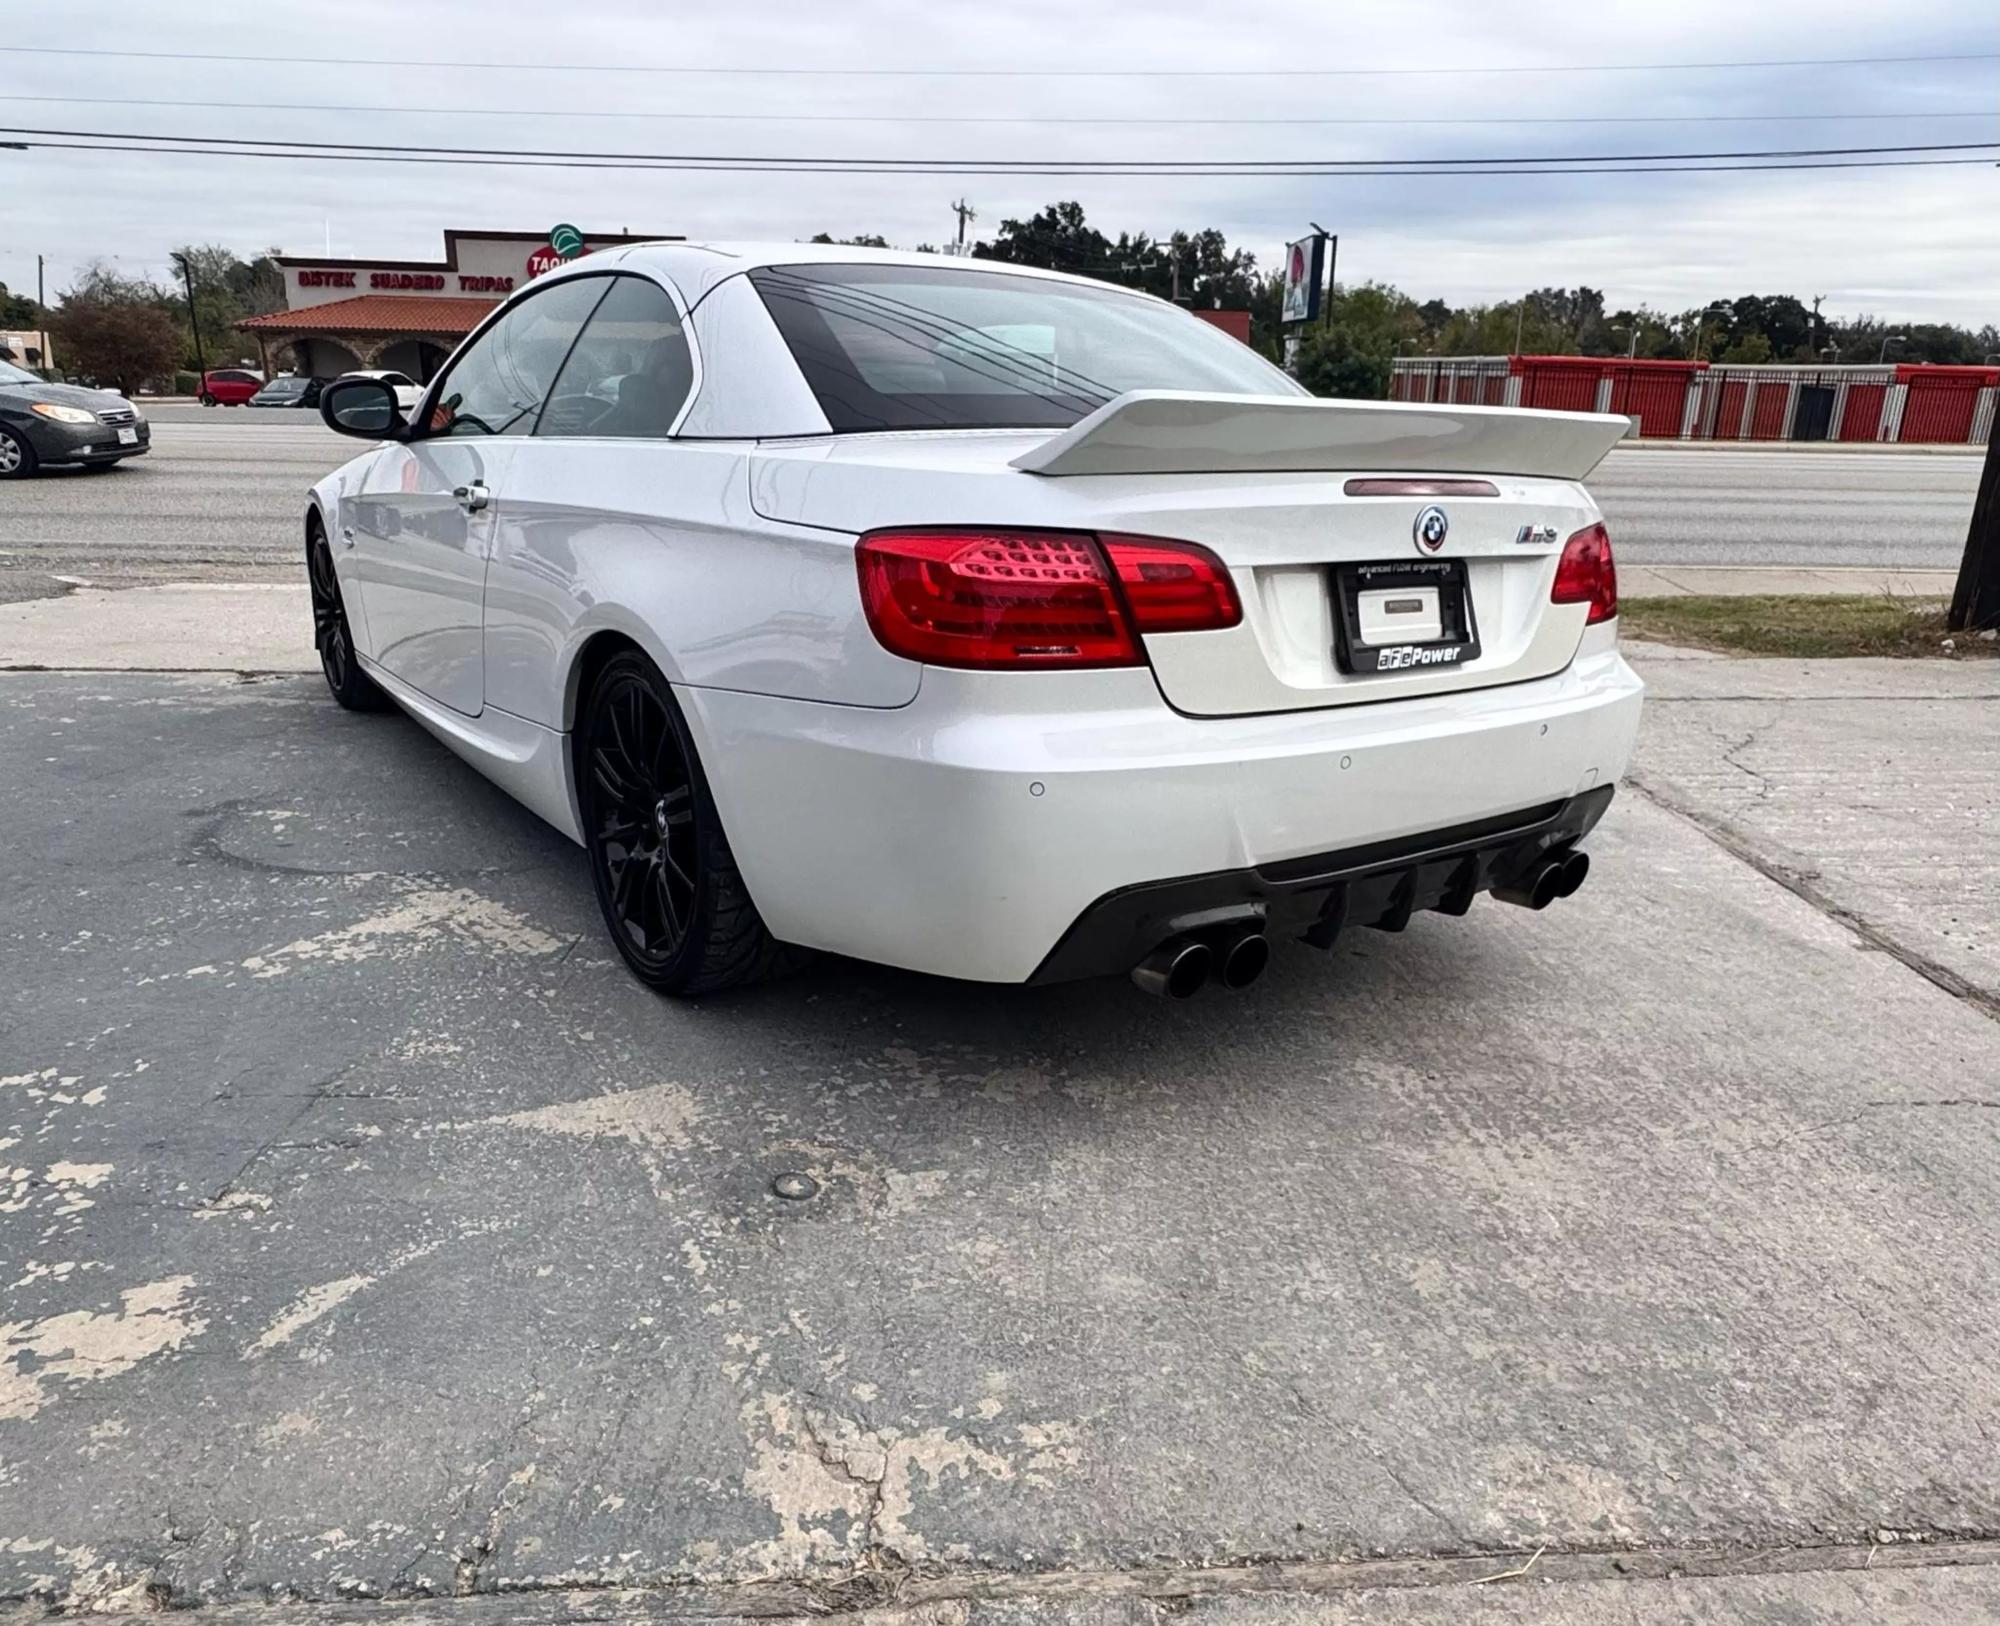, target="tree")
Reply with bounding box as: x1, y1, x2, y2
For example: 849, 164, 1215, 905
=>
49, 267, 183, 393
1719, 333, 1775, 365
1951, 426, 2000, 632
1293, 325, 1392, 400
227, 250, 287, 317
0, 283, 40, 328
972, 201, 1111, 276
808, 233, 890, 248
1290, 284, 1418, 400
